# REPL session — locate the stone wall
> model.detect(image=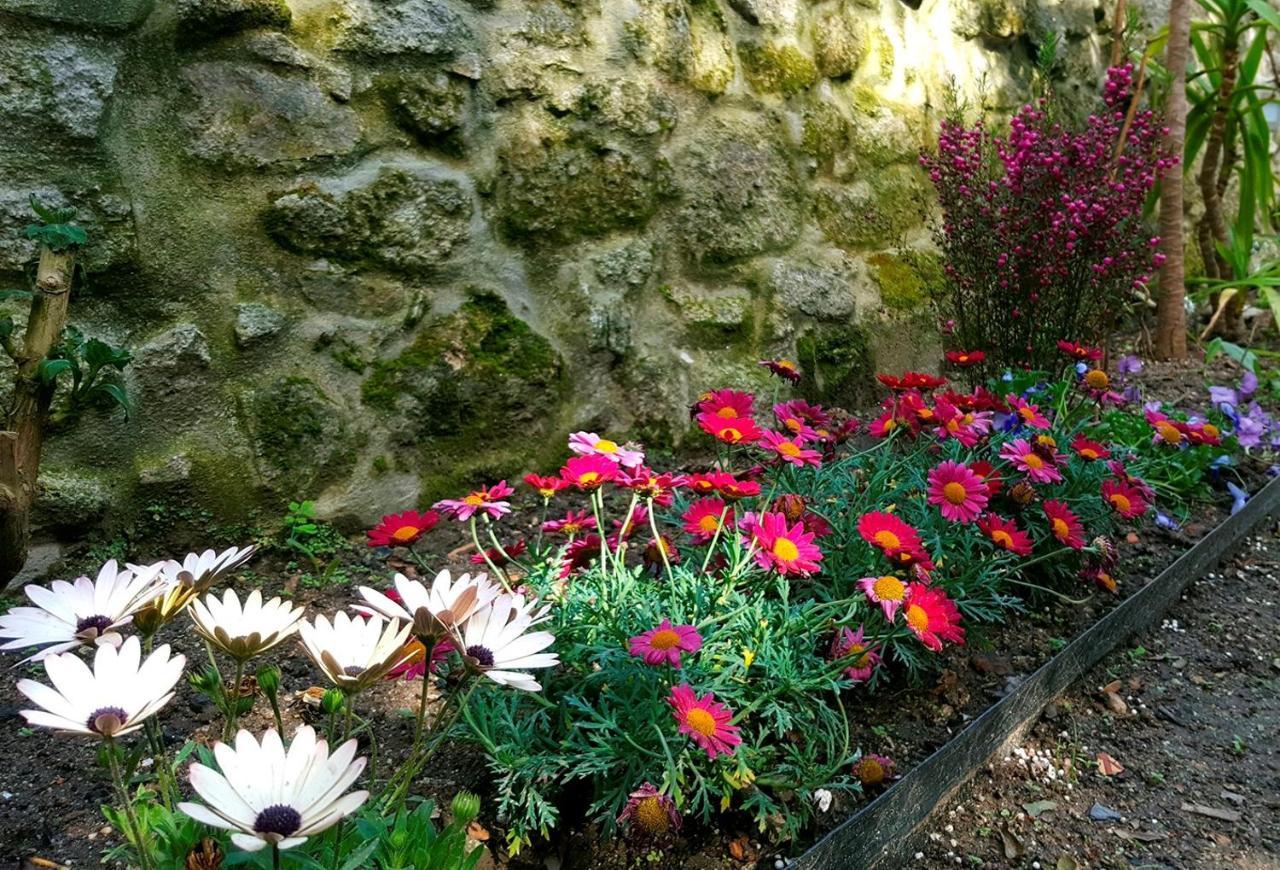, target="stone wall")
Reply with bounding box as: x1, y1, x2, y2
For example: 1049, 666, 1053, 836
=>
0, 0, 1117, 529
